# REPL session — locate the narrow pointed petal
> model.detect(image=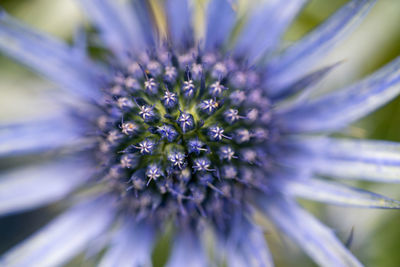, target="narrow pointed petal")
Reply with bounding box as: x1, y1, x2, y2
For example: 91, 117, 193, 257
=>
99, 220, 154, 267
273, 61, 342, 102
257, 195, 362, 267
0, 158, 93, 216
165, 0, 193, 46
130, 0, 157, 47
0, 117, 88, 157
287, 136, 400, 182
79, 0, 146, 60
279, 56, 400, 132
204, 0, 237, 50
234, 0, 306, 63
265, 0, 375, 93
166, 231, 208, 267
0, 11, 101, 100
227, 218, 274, 267
0, 197, 115, 267
280, 178, 400, 209
72, 26, 88, 59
